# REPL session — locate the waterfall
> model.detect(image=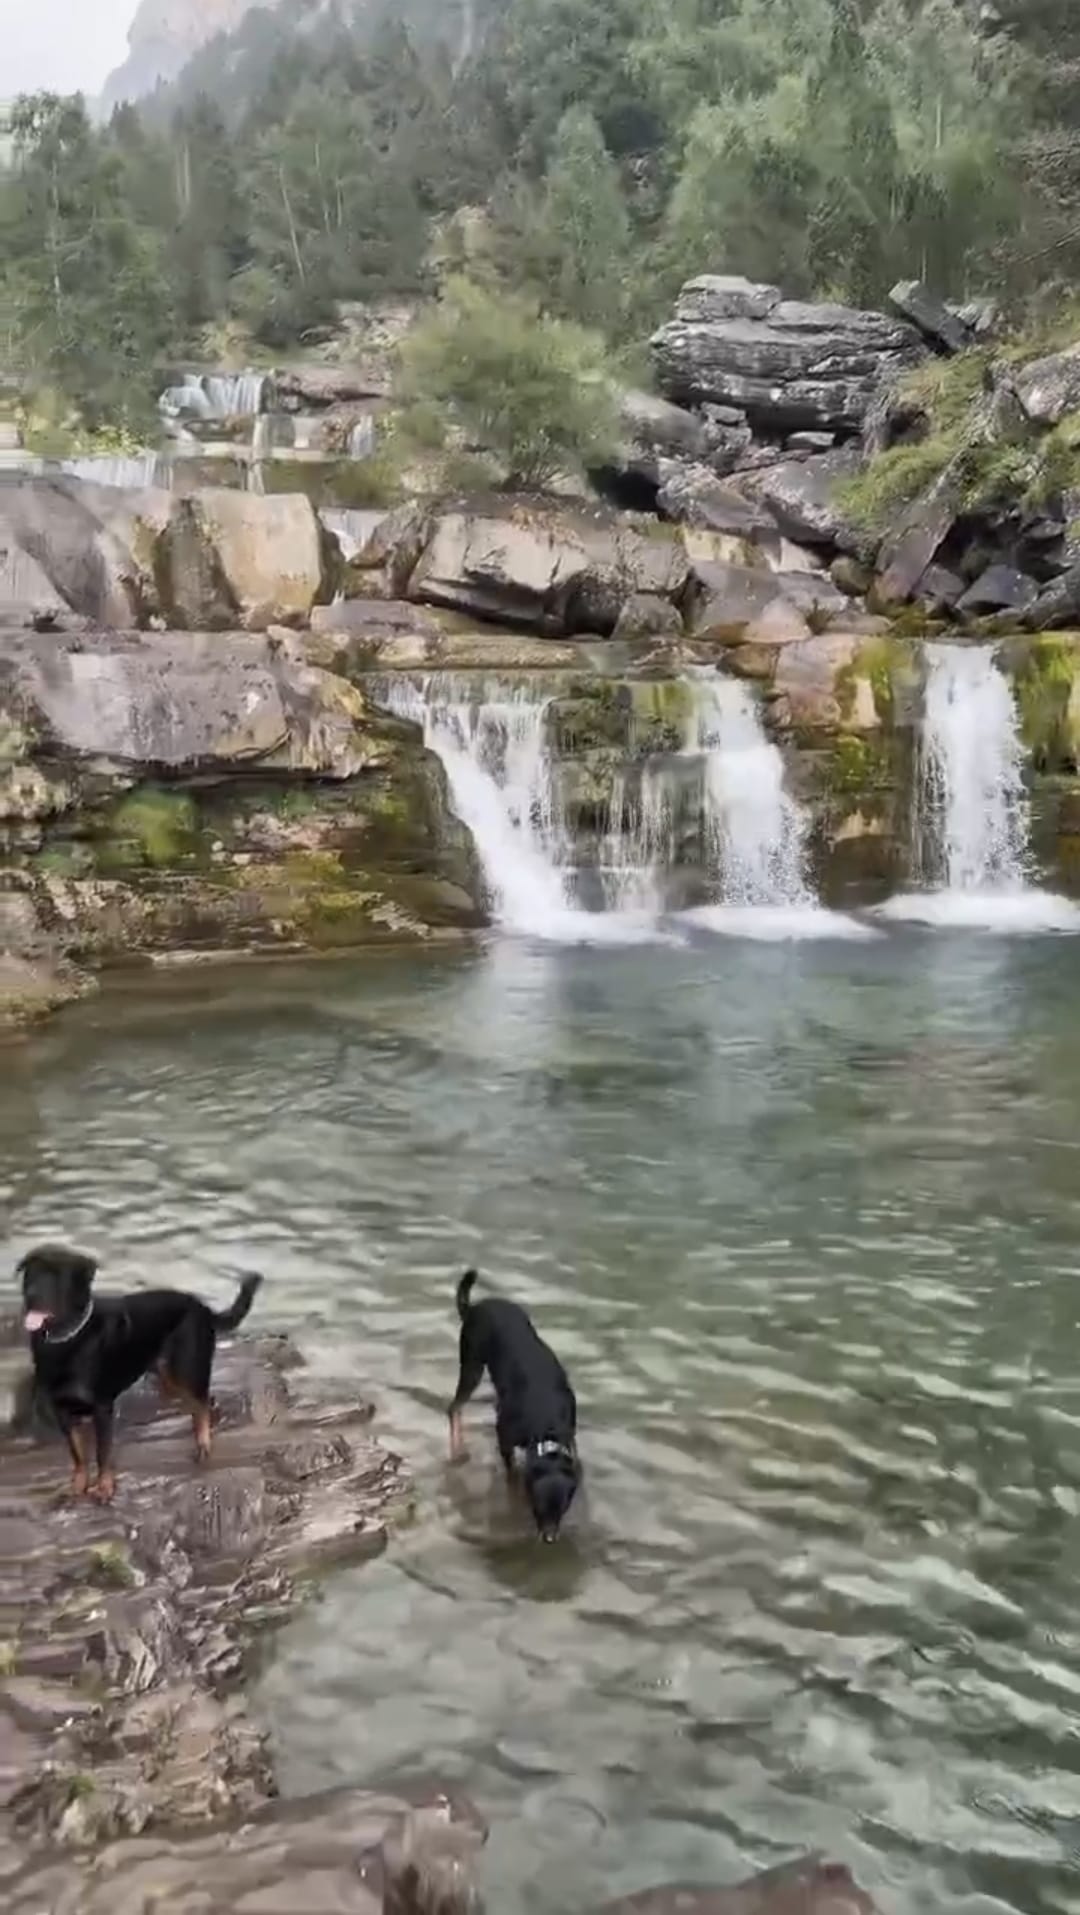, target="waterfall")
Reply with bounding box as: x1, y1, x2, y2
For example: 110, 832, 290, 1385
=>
880, 643, 1078, 931
159, 371, 267, 420
376, 671, 872, 944
378, 675, 663, 943
694, 676, 812, 909
59, 452, 162, 489
681, 673, 874, 940
600, 763, 677, 913
347, 417, 376, 459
